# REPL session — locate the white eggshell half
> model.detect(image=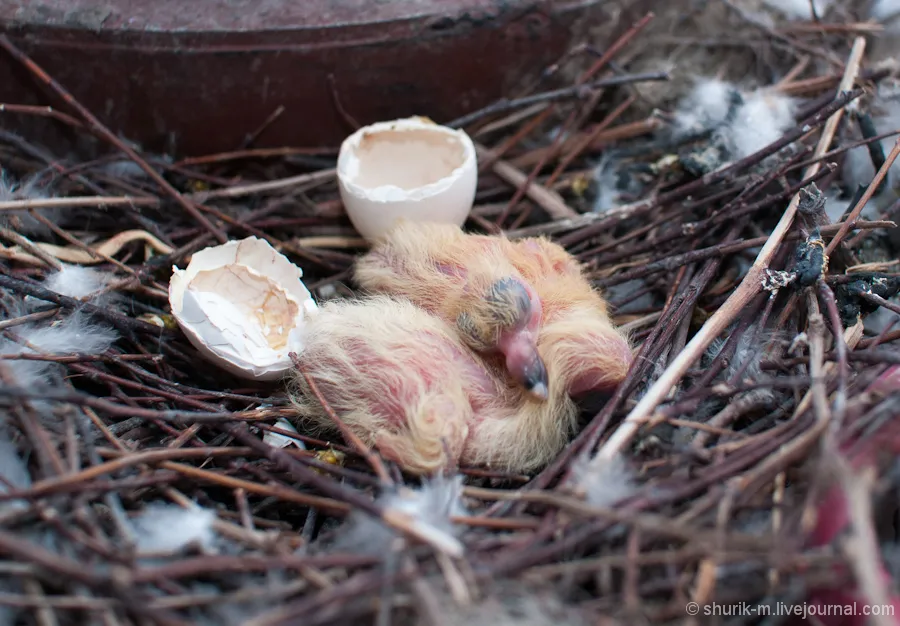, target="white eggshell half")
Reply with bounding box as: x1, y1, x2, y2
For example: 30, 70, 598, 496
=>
336, 116, 478, 241
168, 236, 318, 381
